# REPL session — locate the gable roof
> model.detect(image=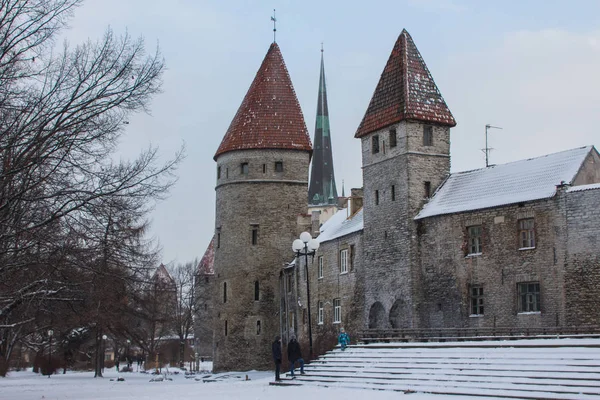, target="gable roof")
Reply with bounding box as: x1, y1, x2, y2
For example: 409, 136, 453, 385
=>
416, 146, 595, 219
214, 43, 312, 160
355, 29, 456, 138
152, 264, 175, 287
198, 237, 214, 275
317, 207, 364, 243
